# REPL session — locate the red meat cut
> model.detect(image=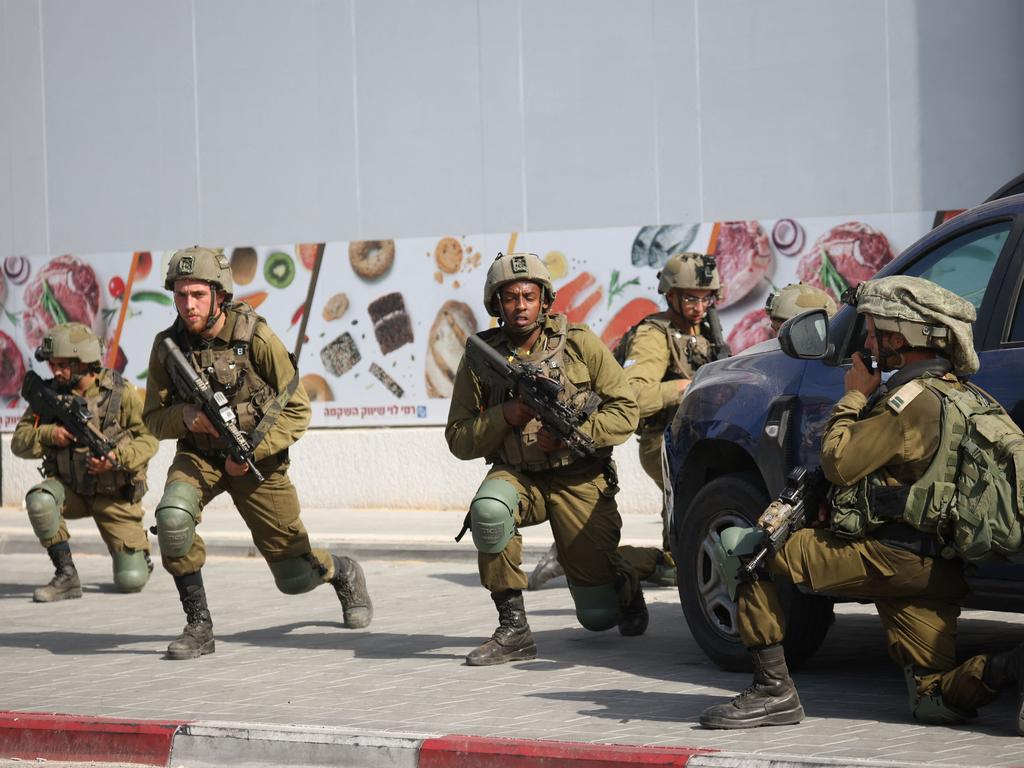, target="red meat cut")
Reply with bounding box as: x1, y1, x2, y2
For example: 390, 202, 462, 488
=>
0, 329, 26, 397
22, 255, 101, 349
715, 221, 773, 309
796, 222, 894, 300
727, 307, 774, 353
